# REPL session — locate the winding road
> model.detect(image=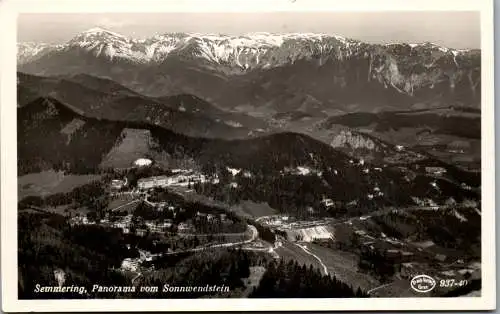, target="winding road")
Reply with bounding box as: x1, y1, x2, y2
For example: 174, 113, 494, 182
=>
294, 243, 329, 276
367, 282, 394, 295
131, 272, 142, 284
110, 199, 142, 212
161, 224, 258, 255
